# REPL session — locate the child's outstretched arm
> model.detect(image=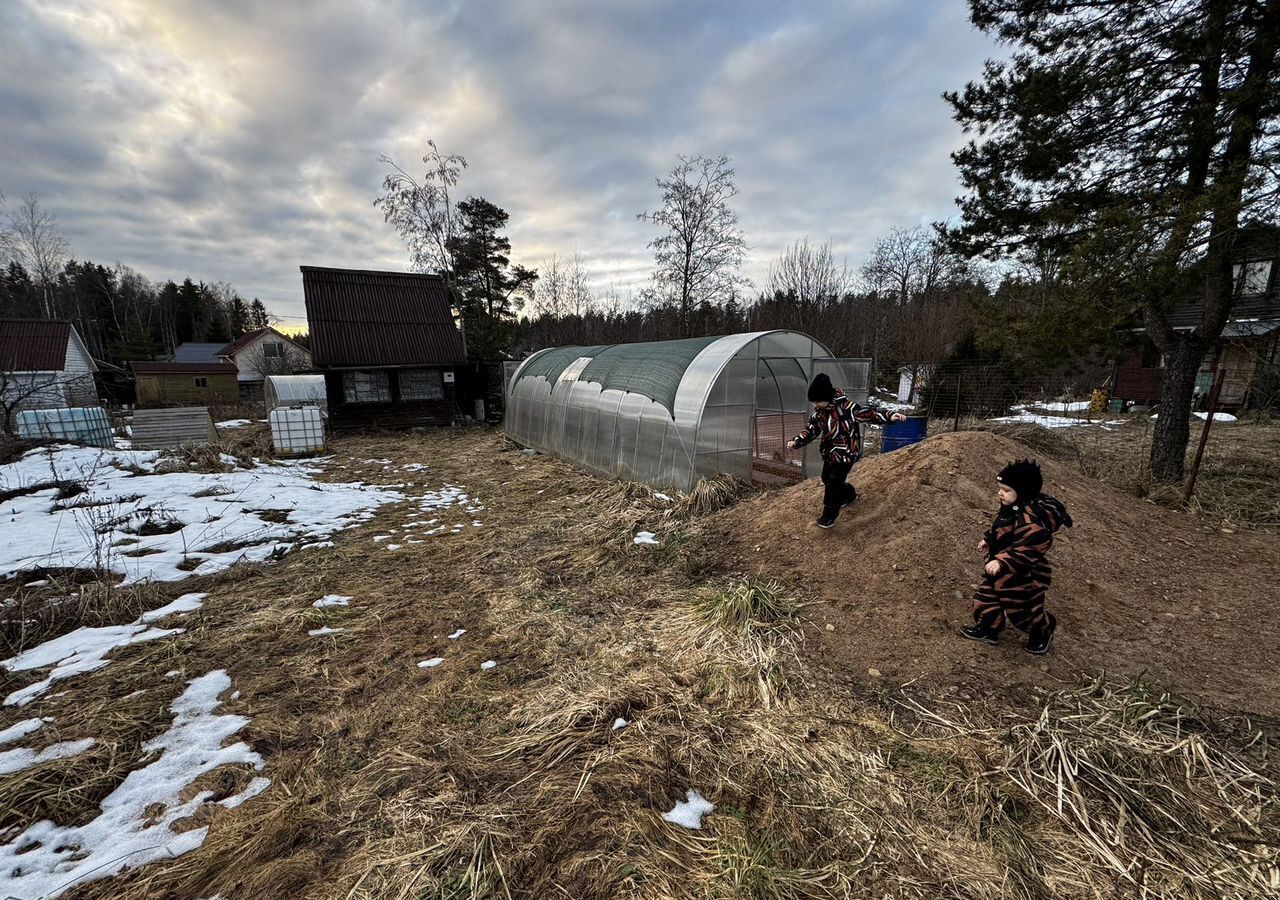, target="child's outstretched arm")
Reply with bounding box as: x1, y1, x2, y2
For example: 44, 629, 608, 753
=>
788, 411, 823, 450
991, 519, 1052, 575
853, 405, 905, 425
